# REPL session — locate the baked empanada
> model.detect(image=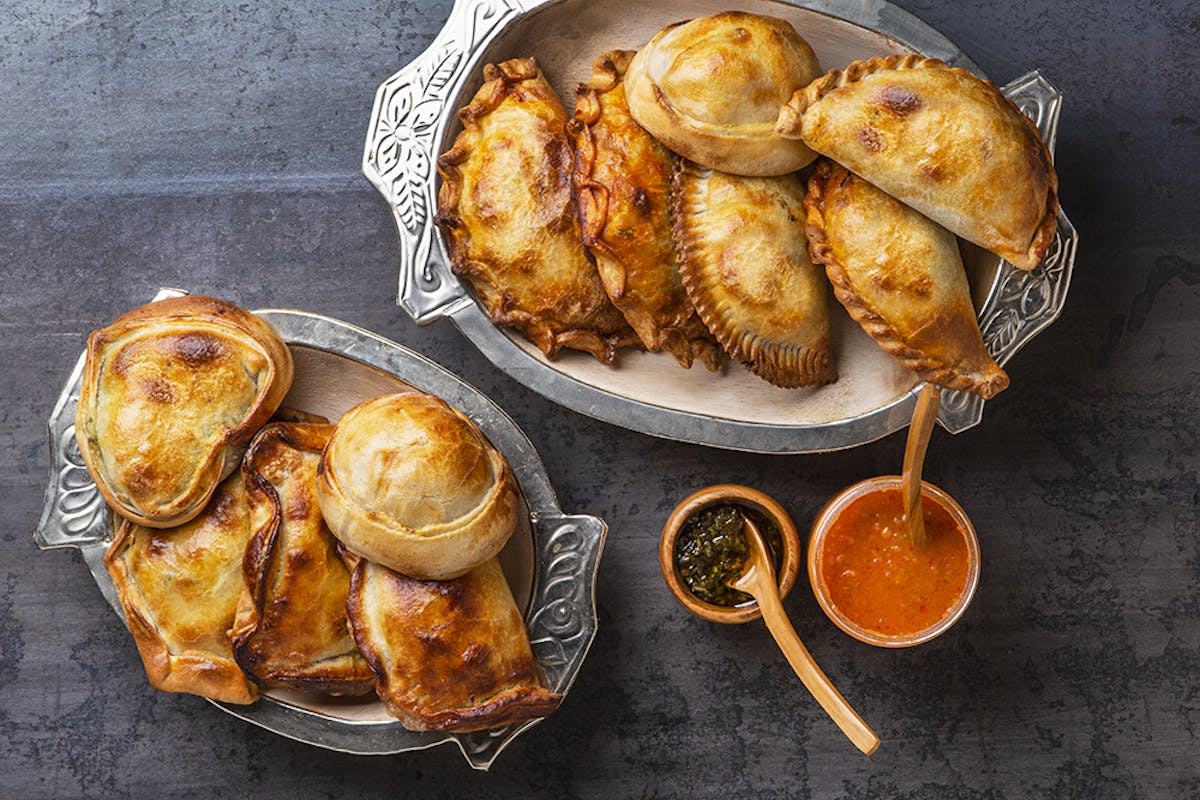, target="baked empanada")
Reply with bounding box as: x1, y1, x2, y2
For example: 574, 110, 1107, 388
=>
569, 50, 719, 371
777, 55, 1057, 270
346, 556, 561, 732
672, 161, 836, 387
806, 160, 1009, 399
315, 392, 520, 581
104, 471, 257, 704
76, 295, 294, 528
436, 57, 636, 364
624, 11, 822, 176
230, 422, 375, 695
